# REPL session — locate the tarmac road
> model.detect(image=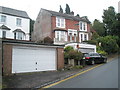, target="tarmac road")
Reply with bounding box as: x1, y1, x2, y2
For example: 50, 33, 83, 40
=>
47, 56, 119, 88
